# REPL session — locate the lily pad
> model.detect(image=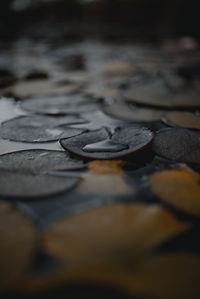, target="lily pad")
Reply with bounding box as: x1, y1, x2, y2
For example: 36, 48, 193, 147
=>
19, 202, 190, 292
0, 172, 79, 199
149, 168, 200, 216
0, 115, 86, 143
163, 111, 200, 130
125, 76, 200, 108
21, 94, 99, 116
34, 204, 189, 290
152, 128, 200, 163
6, 80, 82, 98
77, 160, 134, 196
0, 200, 36, 289
103, 102, 165, 122
60, 126, 154, 159
0, 150, 86, 174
